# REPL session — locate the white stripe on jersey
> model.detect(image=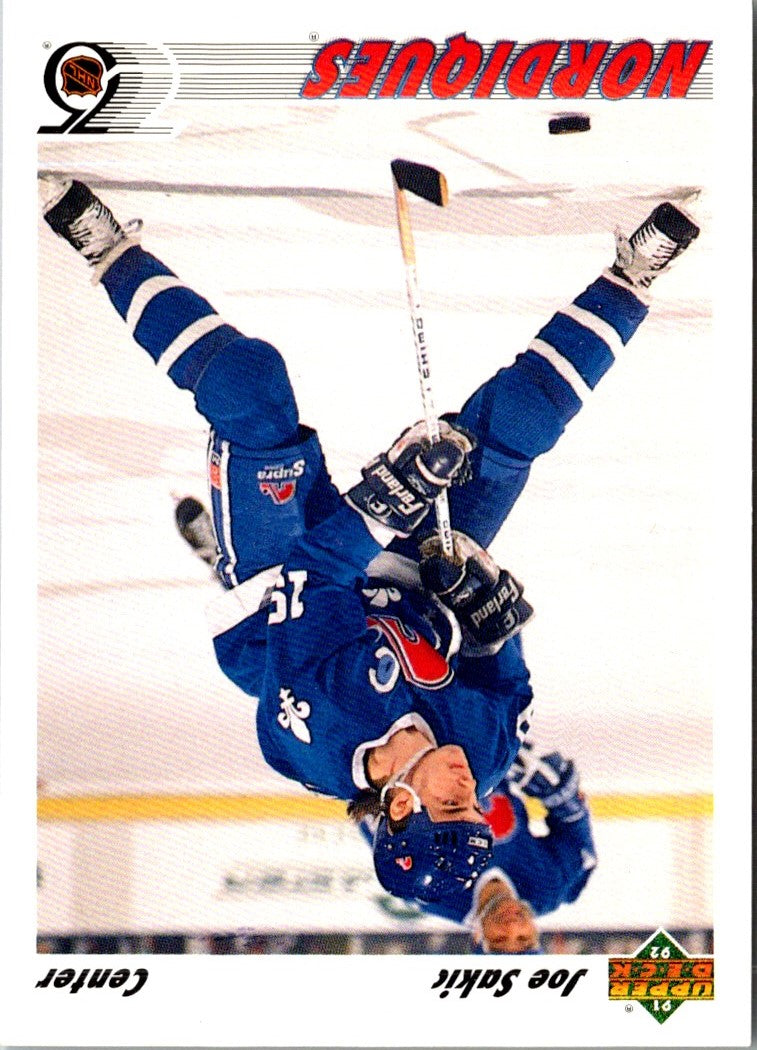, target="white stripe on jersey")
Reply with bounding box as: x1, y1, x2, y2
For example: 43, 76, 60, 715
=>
559, 301, 624, 358
157, 315, 227, 373
366, 550, 422, 590
216, 438, 239, 587
206, 563, 284, 637
126, 276, 184, 331
528, 338, 589, 397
